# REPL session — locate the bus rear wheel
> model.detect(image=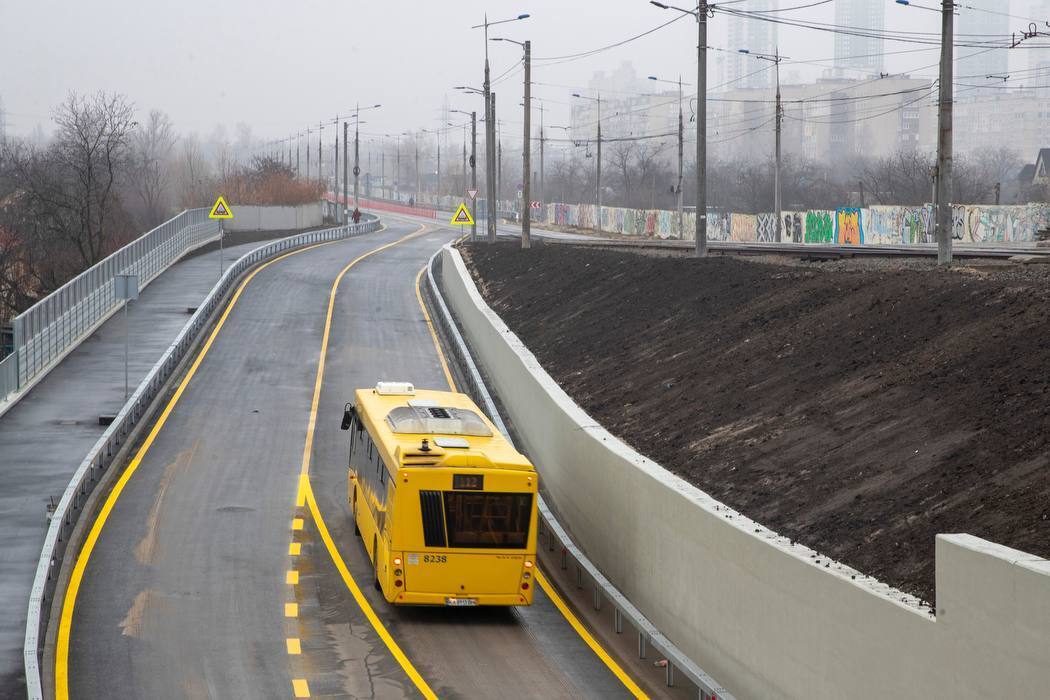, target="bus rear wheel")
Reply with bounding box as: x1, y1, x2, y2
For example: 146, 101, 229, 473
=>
352, 493, 361, 536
